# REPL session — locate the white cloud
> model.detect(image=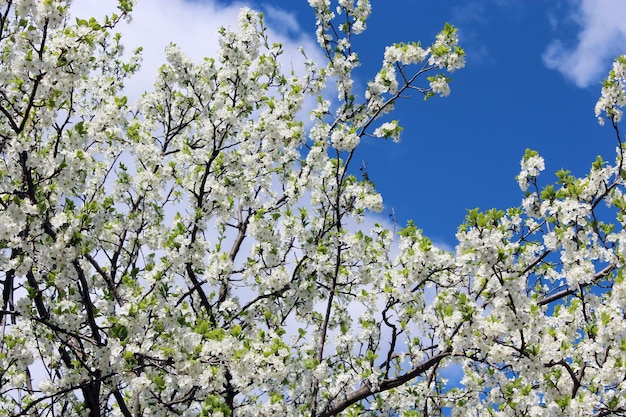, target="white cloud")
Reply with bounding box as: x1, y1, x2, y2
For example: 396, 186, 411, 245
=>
543, 0, 626, 88
262, 4, 301, 35
70, 0, 322, 102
